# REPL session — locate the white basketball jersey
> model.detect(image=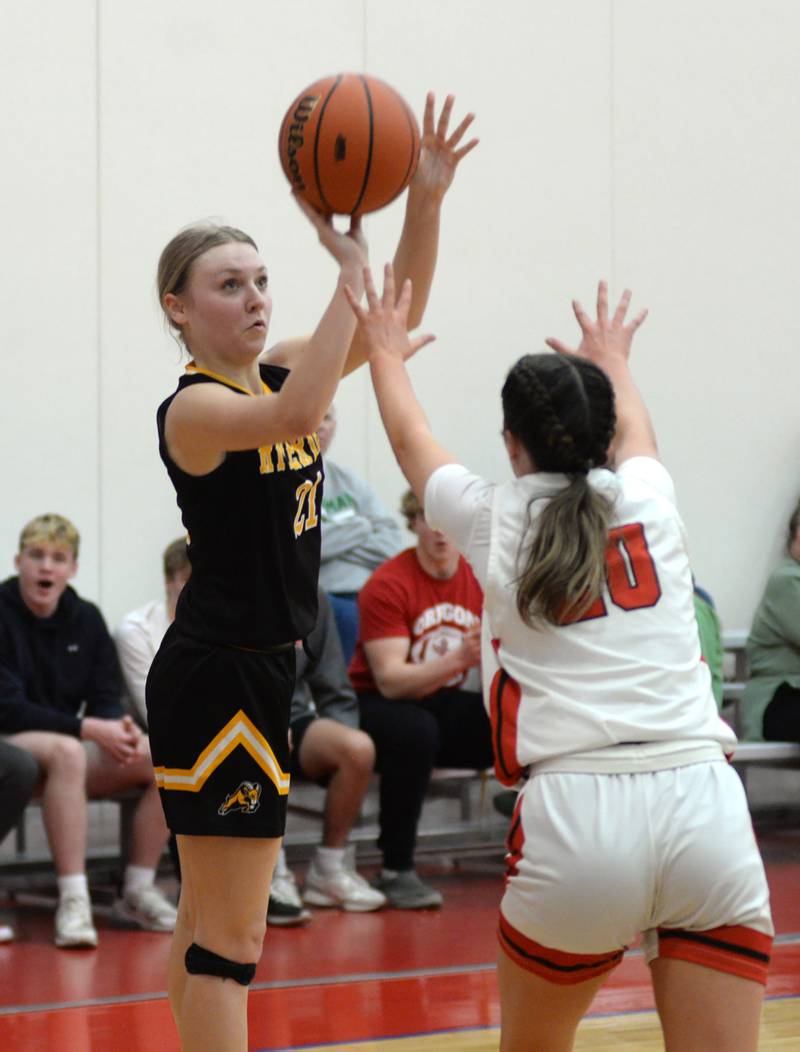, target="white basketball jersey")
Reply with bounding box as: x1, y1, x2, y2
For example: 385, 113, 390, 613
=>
425, 458, 736, 778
